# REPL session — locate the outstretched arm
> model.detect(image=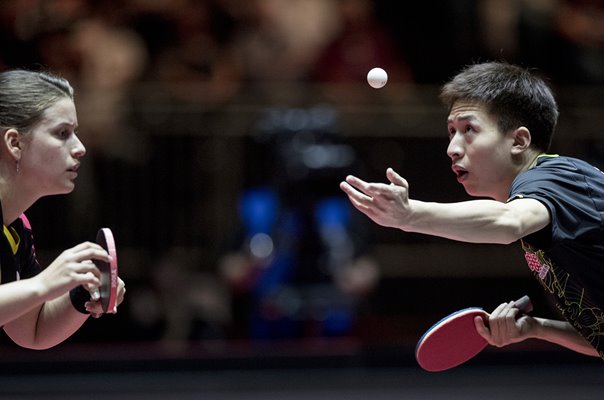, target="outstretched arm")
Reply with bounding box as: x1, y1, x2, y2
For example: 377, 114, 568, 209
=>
475, 300, 599, 357
340, 168, 550, 244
